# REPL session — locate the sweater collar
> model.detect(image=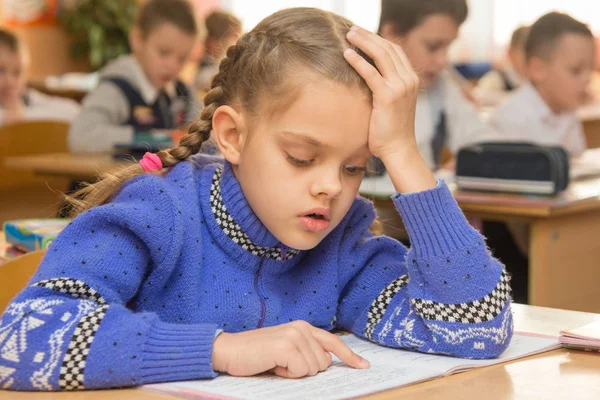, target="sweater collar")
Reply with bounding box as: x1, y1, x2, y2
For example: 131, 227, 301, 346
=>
205, 163, 300, 262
